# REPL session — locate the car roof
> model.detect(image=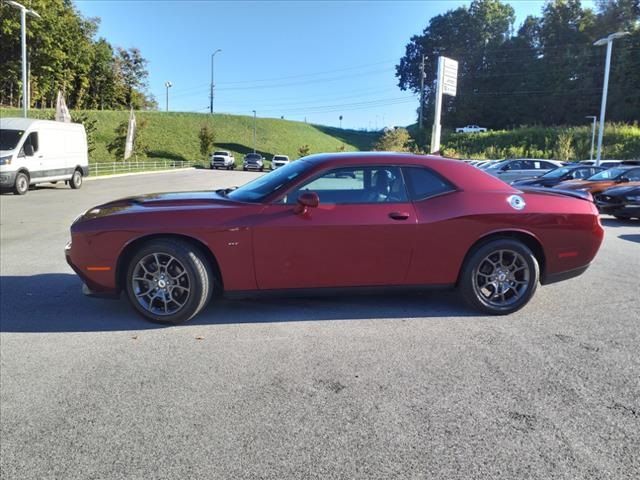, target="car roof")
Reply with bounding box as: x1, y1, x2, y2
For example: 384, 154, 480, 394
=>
0, 117, 83, 130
